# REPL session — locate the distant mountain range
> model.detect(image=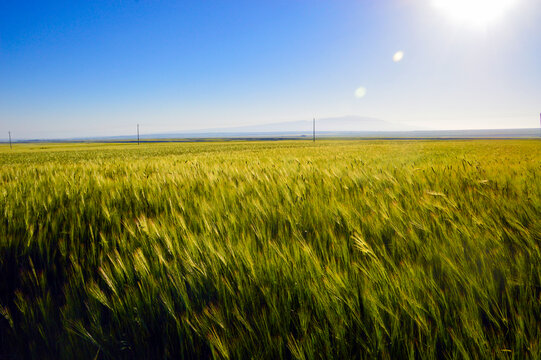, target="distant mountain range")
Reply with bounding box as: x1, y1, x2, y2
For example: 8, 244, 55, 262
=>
38, 116, 416, 141
3, 115, 540, 142
185, 116, 417, 134
127, 116, 417, 139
